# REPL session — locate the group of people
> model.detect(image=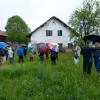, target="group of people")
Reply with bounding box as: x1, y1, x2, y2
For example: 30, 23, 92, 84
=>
73, 40, 100, 75
0, 45, 59, 65
1, 40, 100, 75
0, 46, 26, 64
